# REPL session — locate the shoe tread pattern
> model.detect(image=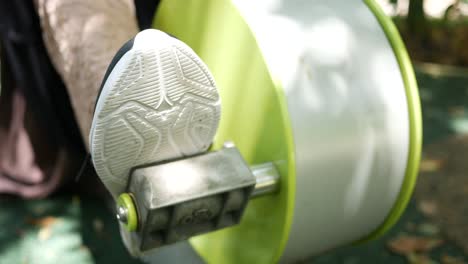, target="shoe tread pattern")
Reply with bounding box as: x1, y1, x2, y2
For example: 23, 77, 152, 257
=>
91, 38, 220, 196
